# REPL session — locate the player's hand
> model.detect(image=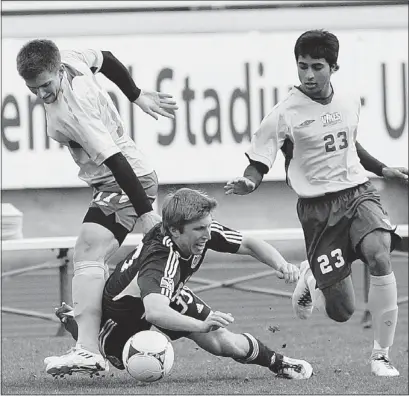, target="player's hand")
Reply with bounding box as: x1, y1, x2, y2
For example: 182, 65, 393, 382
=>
224, 177, 256, 195
134, 90, 178, 120
138, 211, 162, 235
201, 311, 234, 333
382, 167, 408, 184
275, 262, 300, 284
